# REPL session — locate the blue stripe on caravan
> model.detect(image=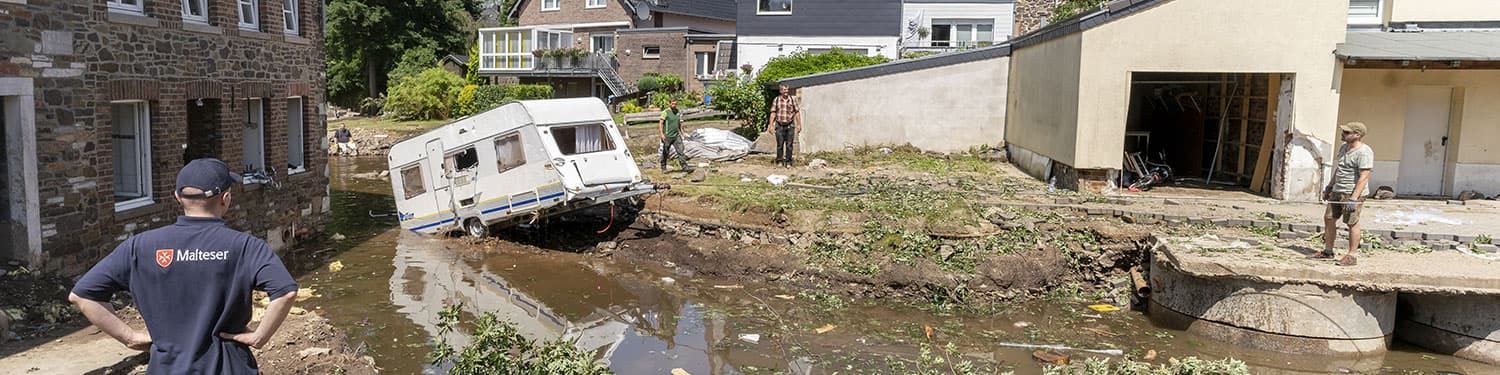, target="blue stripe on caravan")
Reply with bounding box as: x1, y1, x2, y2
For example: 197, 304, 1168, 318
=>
412, 192, 566, 231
